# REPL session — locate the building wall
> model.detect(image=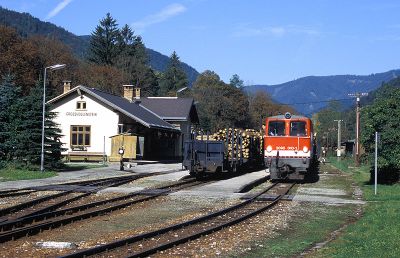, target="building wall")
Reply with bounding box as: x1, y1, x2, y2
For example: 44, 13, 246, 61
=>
49, 93, 119, 156
168, 121, 191, 158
